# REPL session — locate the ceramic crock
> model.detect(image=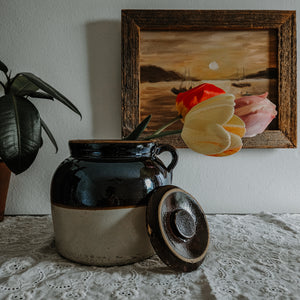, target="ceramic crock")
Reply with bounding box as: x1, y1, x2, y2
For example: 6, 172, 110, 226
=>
51, 140, 178, 266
